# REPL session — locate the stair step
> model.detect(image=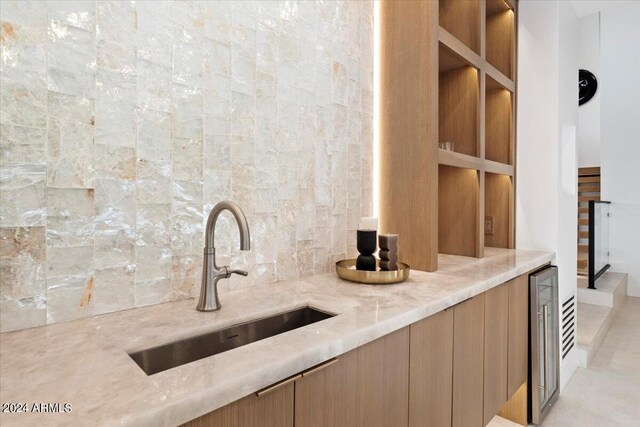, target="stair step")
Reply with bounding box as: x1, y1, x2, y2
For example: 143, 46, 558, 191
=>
578, 230, 589, 238
578, 244, 588, 253
579, 207, 589, 214
577, 272, 628, 308
578, 185, 601, 193
578, 176, 601, 183
575, 302, 613, 368
577, 258, 588, 269
579, 218, 589, 226
577, 268, 588, 276
578, 166, 601, 176
579, 195, 601, 202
